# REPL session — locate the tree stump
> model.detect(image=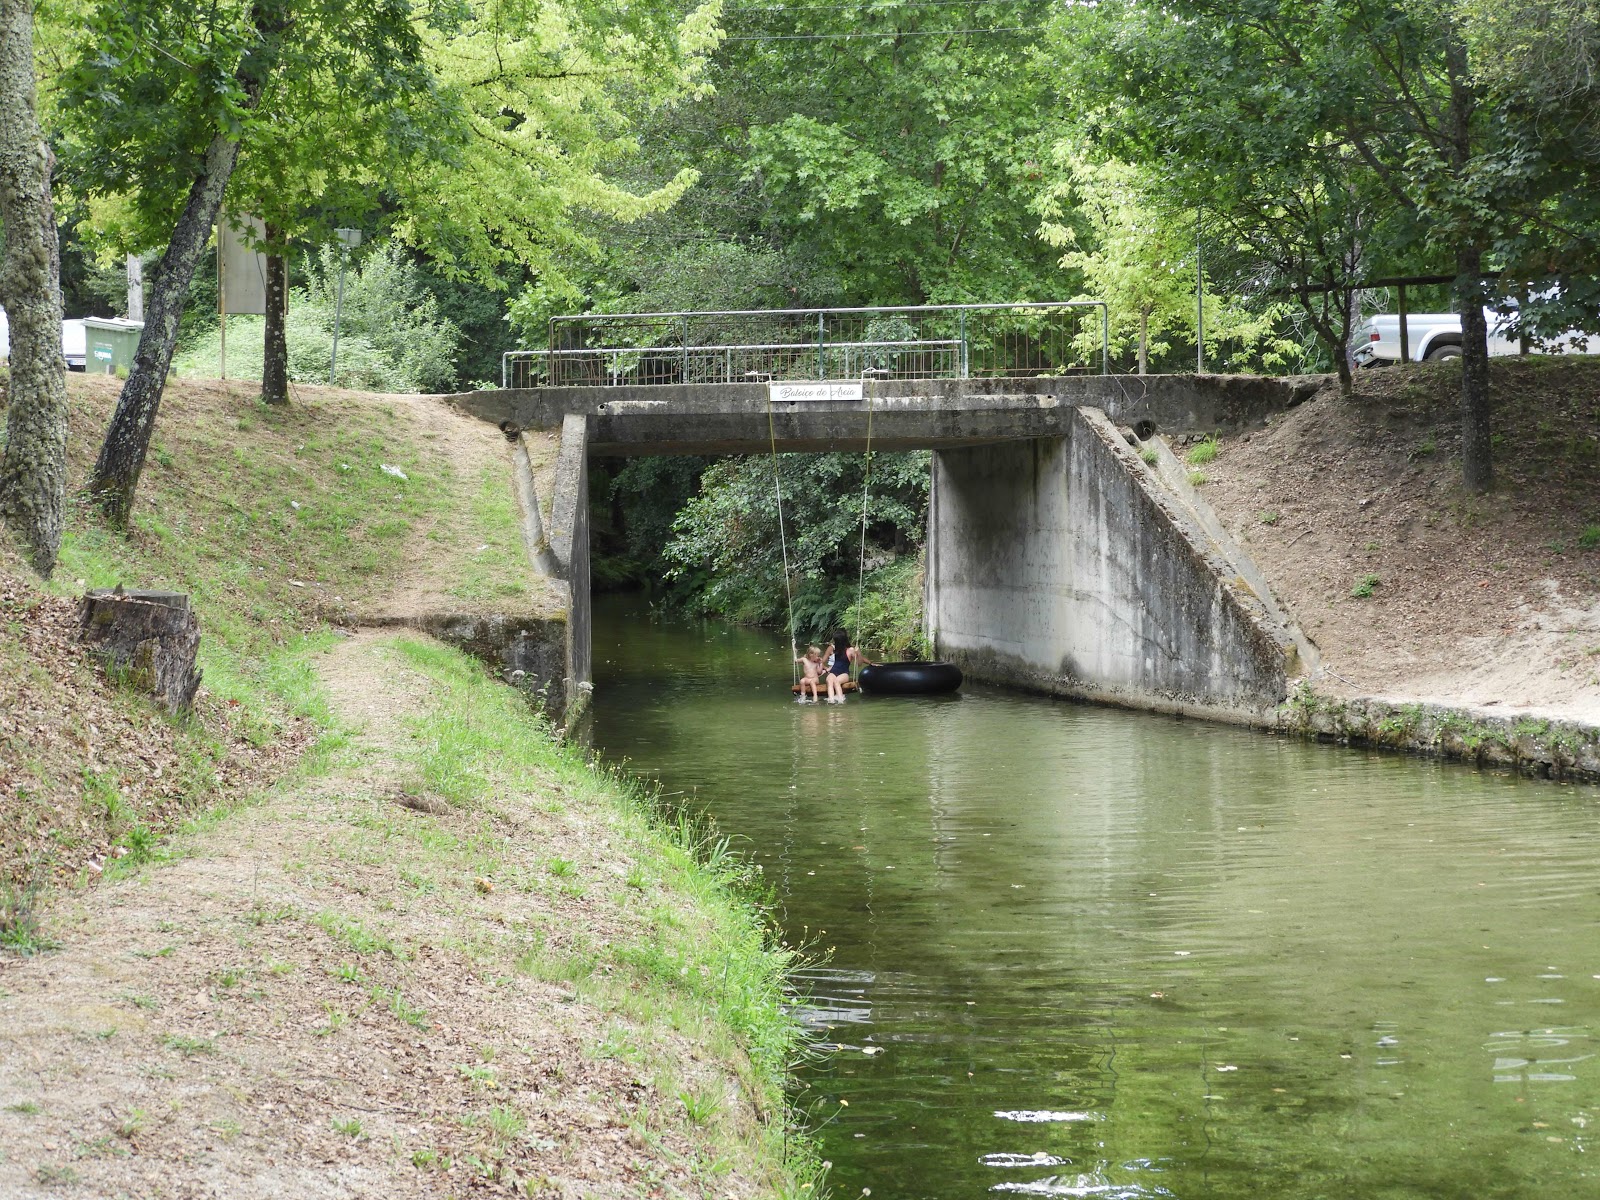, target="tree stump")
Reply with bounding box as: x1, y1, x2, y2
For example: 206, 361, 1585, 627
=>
78, 589, 202, 713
